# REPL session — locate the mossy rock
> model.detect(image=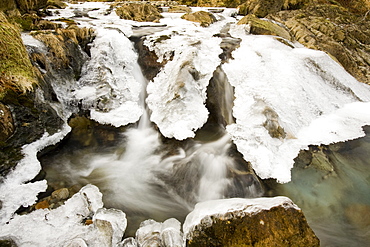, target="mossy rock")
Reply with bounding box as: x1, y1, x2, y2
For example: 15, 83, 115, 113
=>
238, 14, 292, 41
115, 3, 163, 22
0, 13, 37, 98
181, 11, 217, 27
